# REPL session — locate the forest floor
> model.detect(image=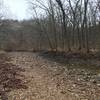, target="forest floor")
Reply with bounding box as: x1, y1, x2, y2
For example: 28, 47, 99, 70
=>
0, 51, 100, 100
